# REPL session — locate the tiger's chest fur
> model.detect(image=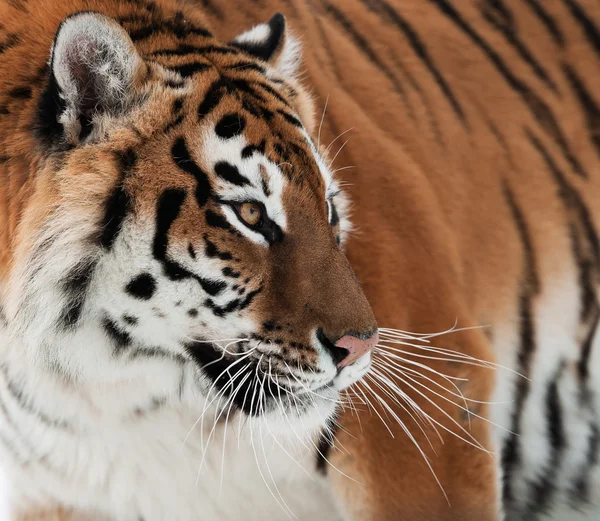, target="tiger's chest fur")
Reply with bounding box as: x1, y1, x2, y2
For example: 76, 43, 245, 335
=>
0, 346, 340, 521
